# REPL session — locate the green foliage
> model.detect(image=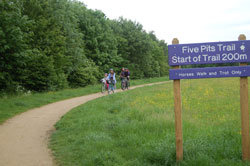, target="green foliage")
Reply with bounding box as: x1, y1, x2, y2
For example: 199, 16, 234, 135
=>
23, 51, 58, 91
110, 18, 169, 78
50, 78, 250, 165
0, 0, 31, 92
68, 60, 100, 88
0, 0, 169, 93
